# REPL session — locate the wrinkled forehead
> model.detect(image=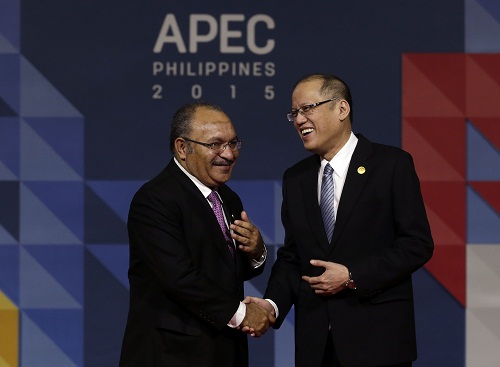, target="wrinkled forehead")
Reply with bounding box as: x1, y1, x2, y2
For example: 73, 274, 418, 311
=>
192, 108, 236, 138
